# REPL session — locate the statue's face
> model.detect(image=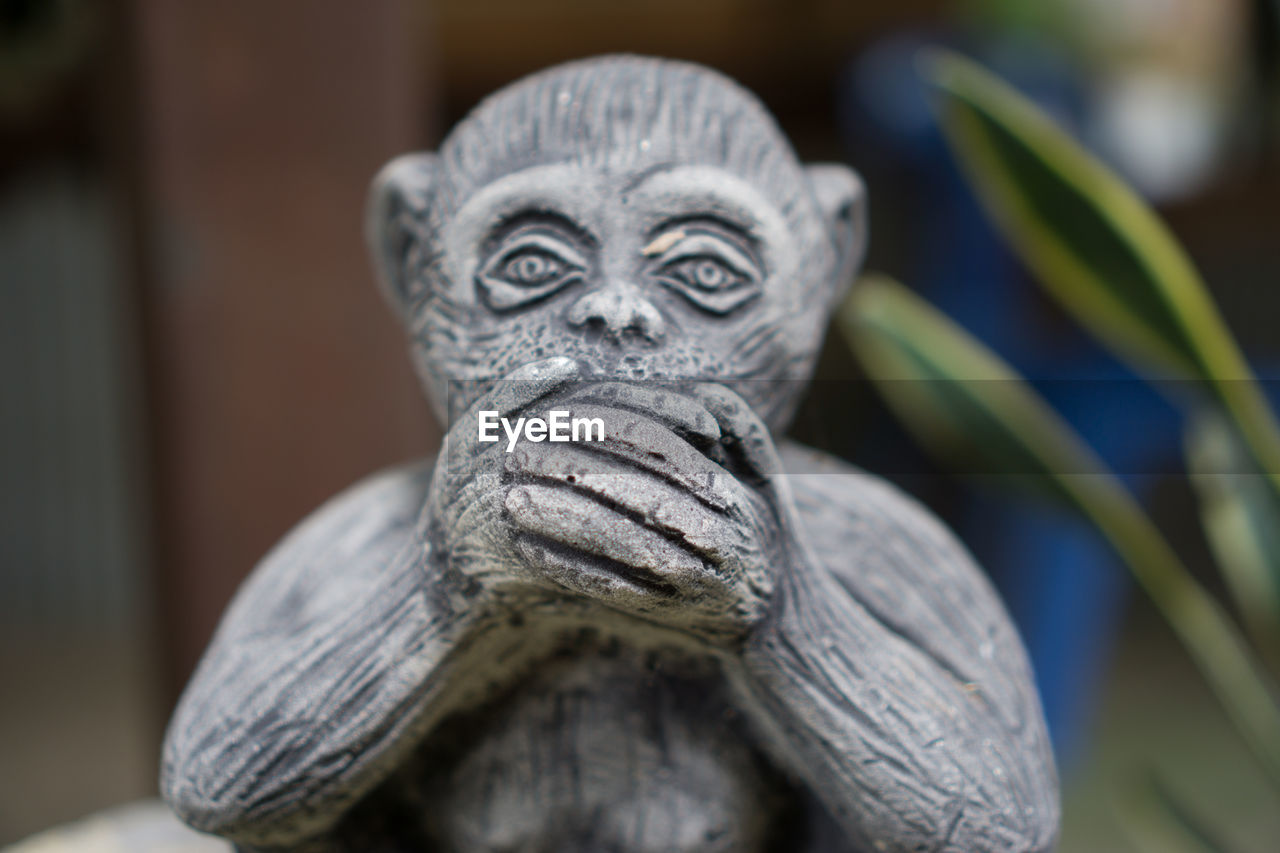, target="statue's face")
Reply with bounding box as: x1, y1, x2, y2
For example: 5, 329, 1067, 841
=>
370, 59, 865, 431
420, 160, 838, 429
